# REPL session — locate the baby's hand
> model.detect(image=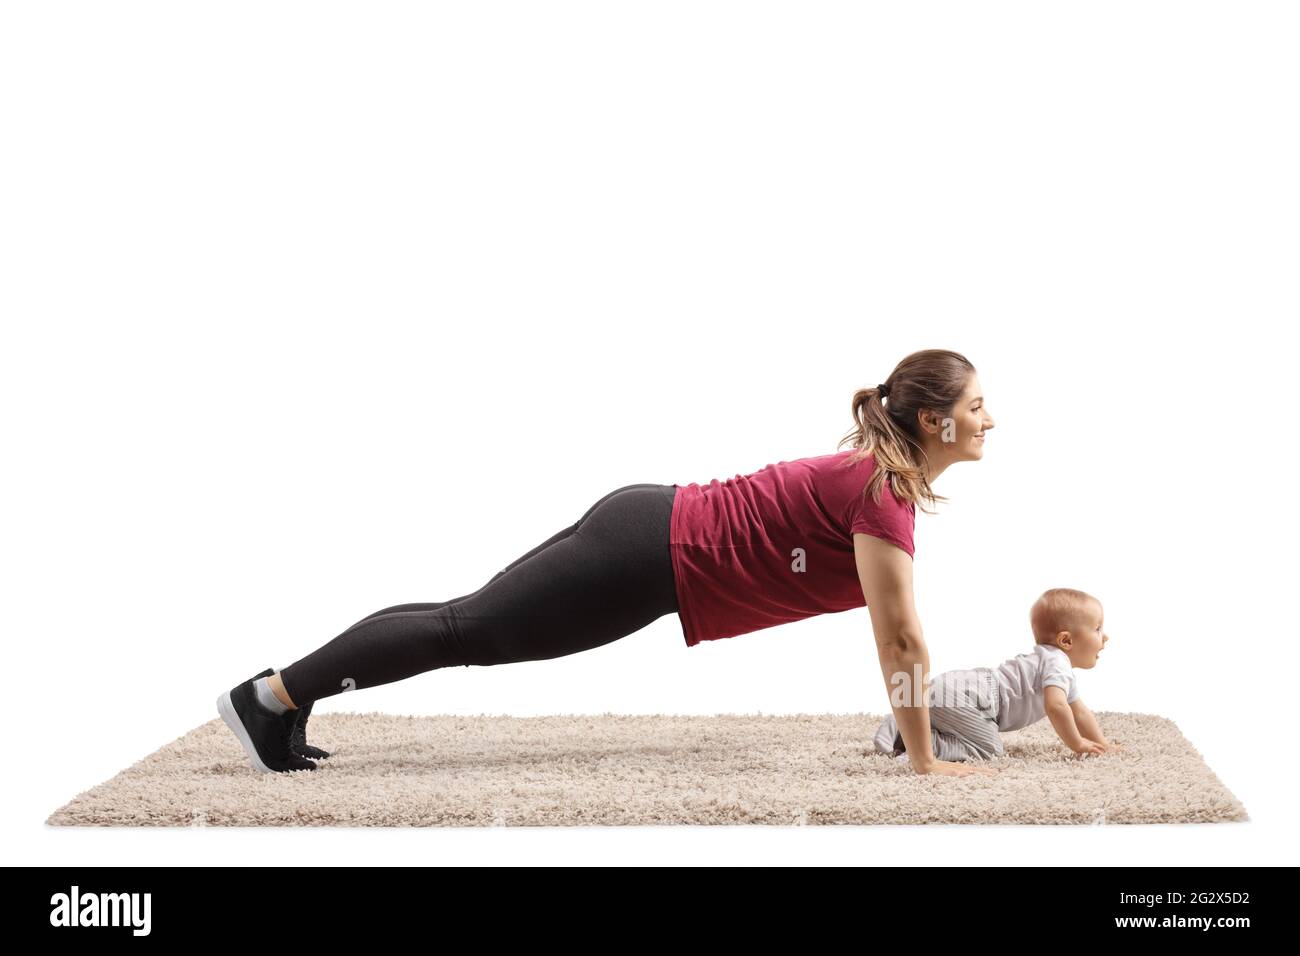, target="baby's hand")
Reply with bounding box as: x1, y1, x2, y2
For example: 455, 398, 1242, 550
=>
1071, 739, 1107, 757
